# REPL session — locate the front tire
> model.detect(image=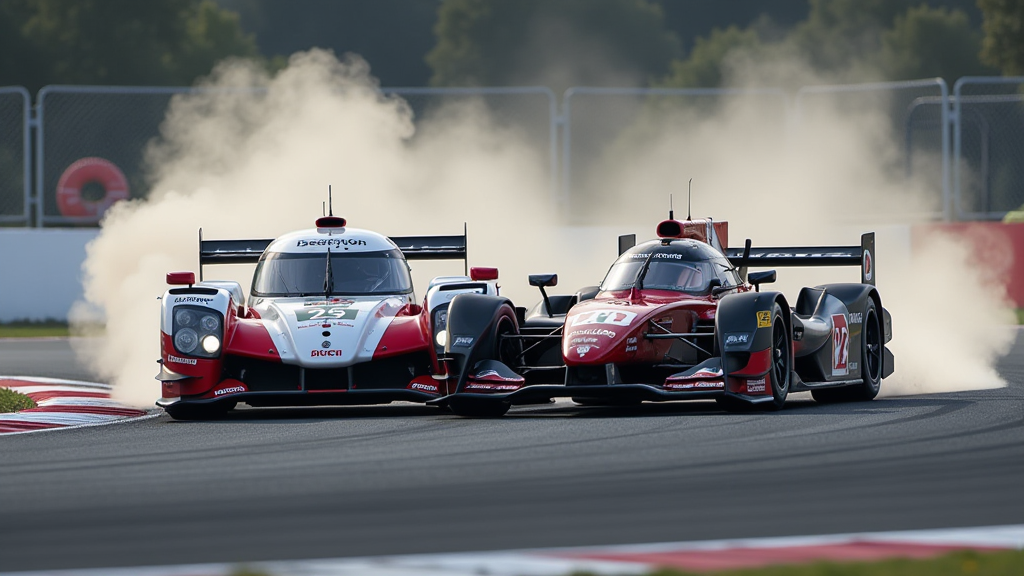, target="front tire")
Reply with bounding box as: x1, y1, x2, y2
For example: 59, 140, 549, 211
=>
764, 301, 791, 410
